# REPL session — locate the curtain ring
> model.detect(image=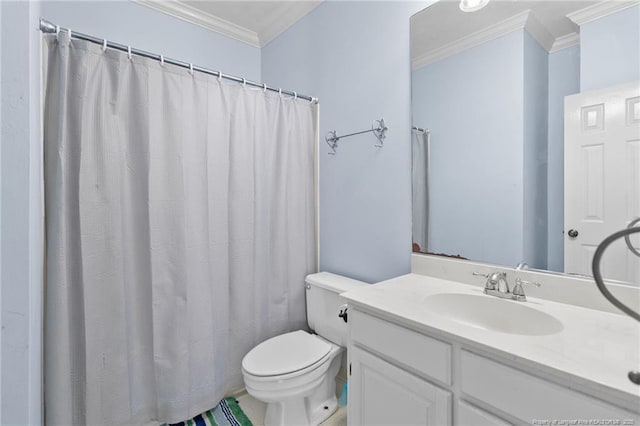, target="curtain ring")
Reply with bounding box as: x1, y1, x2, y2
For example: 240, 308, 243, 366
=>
159, 55, 164, 66
242, 78, 246, 88
279, 88, 282, 97
294, 91, 298, 100
263, 83, 267, 93
310, 96, 316, 104
189, 63, 194, 75
127, 46, 132, 60
102, 39, 107, 52
55, 25, 60, 35
68, 29, 72, 39
218, 71, 223, 82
